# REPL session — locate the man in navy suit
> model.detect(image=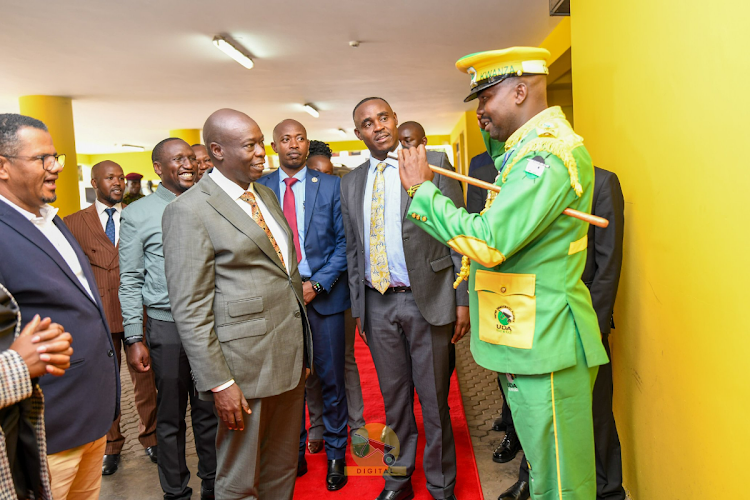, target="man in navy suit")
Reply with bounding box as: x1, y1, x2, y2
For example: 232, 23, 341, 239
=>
256, 119, 350, 491
0, 113, 119, 500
